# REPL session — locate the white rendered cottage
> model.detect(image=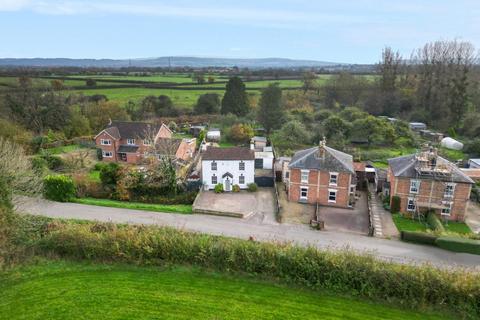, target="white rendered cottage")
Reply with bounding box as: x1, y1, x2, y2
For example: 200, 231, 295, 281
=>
201, 147, 255, 191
